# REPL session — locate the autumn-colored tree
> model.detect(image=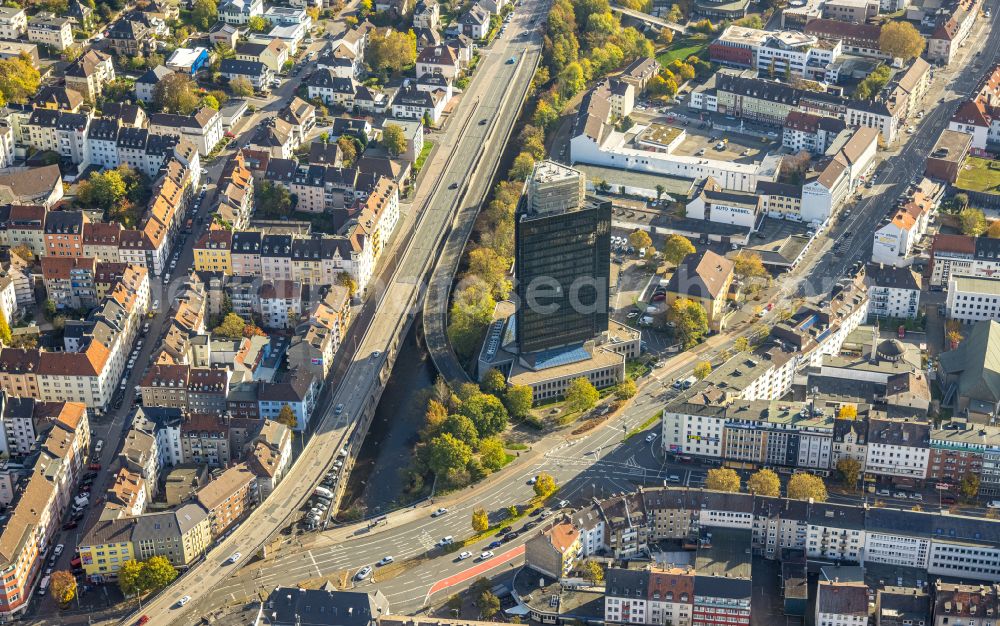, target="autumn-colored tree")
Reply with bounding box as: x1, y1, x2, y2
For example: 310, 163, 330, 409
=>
706, 468, 741, 492
276, 404, 298, 430
50, 571, 77, 605
787, 473, 828, 501
213, 312, 247, 339
472, 507, 489, 532
584, 560, 605, 583
693, 360, 712, 379
229, 76, 255, 97
960, 207, 988, 236
0, 54, 41, 106
479, 438, 508, 471
615, 378, 637, 400
533, 472, 557, 497
837, 458, 862, 490
960, 473, 981, 501
668, 299, 709, 349
366, 29, 417, 74
338, 135, 358, 167
0, 310, 12, 346
837, 404, 858, 419
423, 399, 449, 437
747, 469, 780, 496
879, 20, 925, 60
661, 234, 695, 266
628, 229, 653, 250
